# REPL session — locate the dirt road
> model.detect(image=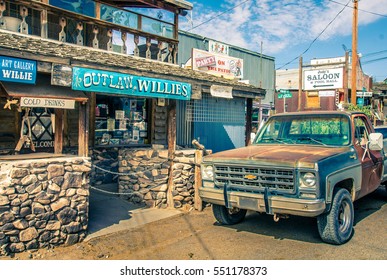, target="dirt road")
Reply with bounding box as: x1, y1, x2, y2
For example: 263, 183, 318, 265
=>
1, 187, 386, 260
